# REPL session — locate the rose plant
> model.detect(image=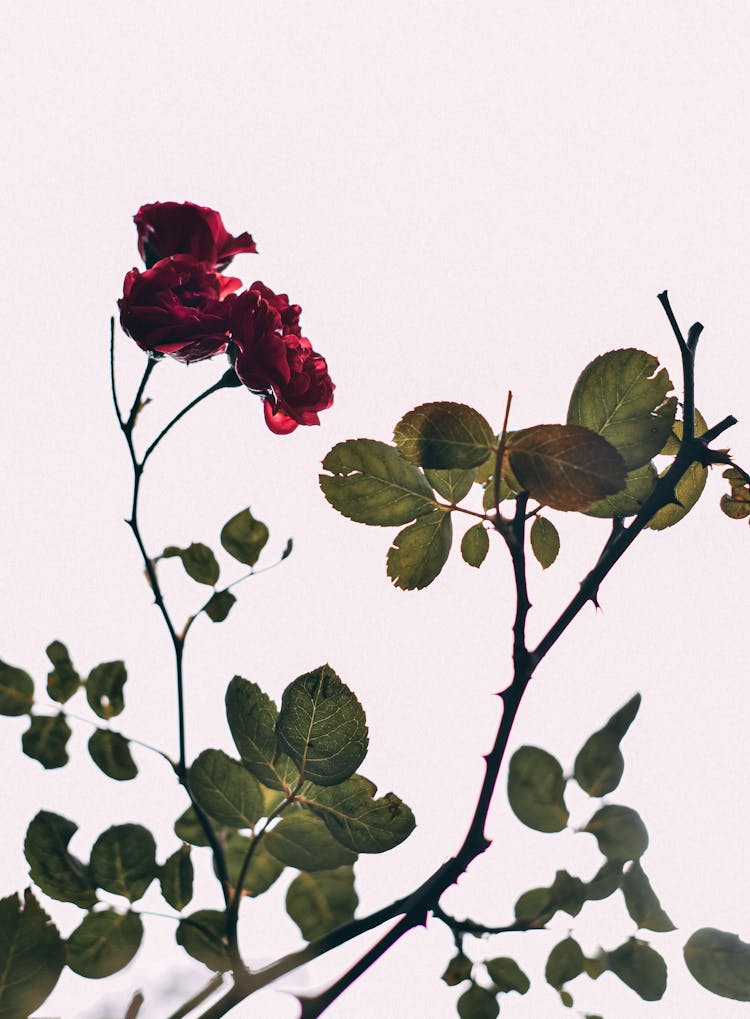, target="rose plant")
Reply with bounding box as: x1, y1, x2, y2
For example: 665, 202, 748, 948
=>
3, 202, 750, 1019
